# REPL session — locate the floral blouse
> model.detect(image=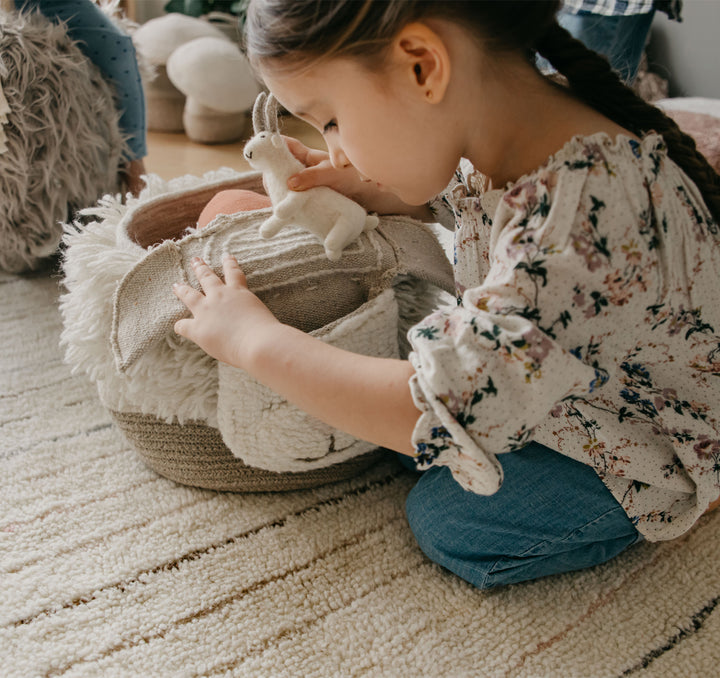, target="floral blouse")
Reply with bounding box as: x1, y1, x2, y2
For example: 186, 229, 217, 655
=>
408, 133, 720, 541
